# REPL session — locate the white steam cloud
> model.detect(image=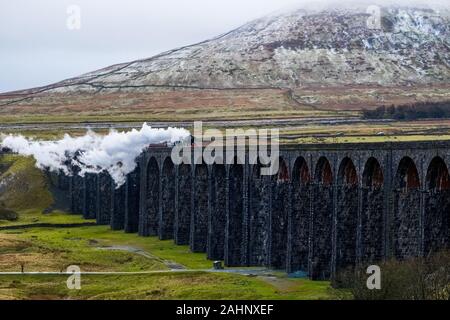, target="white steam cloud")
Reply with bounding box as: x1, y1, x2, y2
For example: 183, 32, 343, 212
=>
0, 123, 190, 187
